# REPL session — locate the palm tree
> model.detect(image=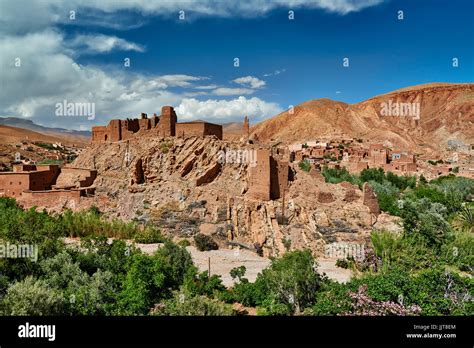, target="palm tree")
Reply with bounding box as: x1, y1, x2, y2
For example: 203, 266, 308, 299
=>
453, 204, 474, 233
